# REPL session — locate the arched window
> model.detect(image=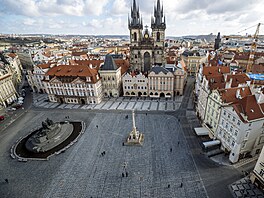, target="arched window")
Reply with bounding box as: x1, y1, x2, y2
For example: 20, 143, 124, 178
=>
134, 32, 137, 41
157, 32, 160, 42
